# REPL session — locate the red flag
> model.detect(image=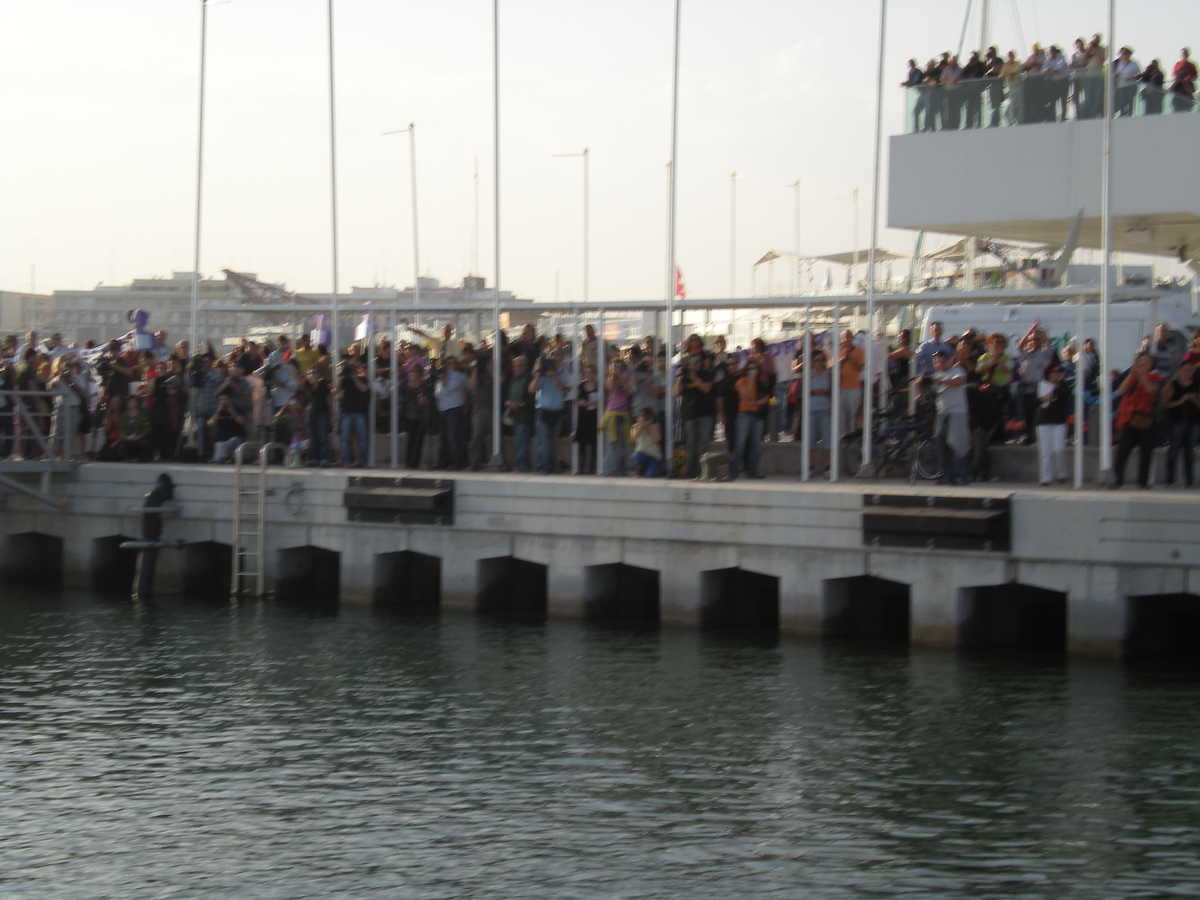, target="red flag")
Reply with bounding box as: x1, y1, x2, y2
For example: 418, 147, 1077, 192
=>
674, 265, 687, 300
